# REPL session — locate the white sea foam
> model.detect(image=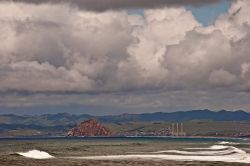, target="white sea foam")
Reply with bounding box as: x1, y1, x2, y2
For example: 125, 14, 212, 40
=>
69, 152, 250, 163
218, 141, 240, 145
17, 145, 250, 163
128, 145, 229, 154
151, 148, 234, 155
68, 145, 250, 163
183, 145, 228, 150
17, 150, 54, 159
